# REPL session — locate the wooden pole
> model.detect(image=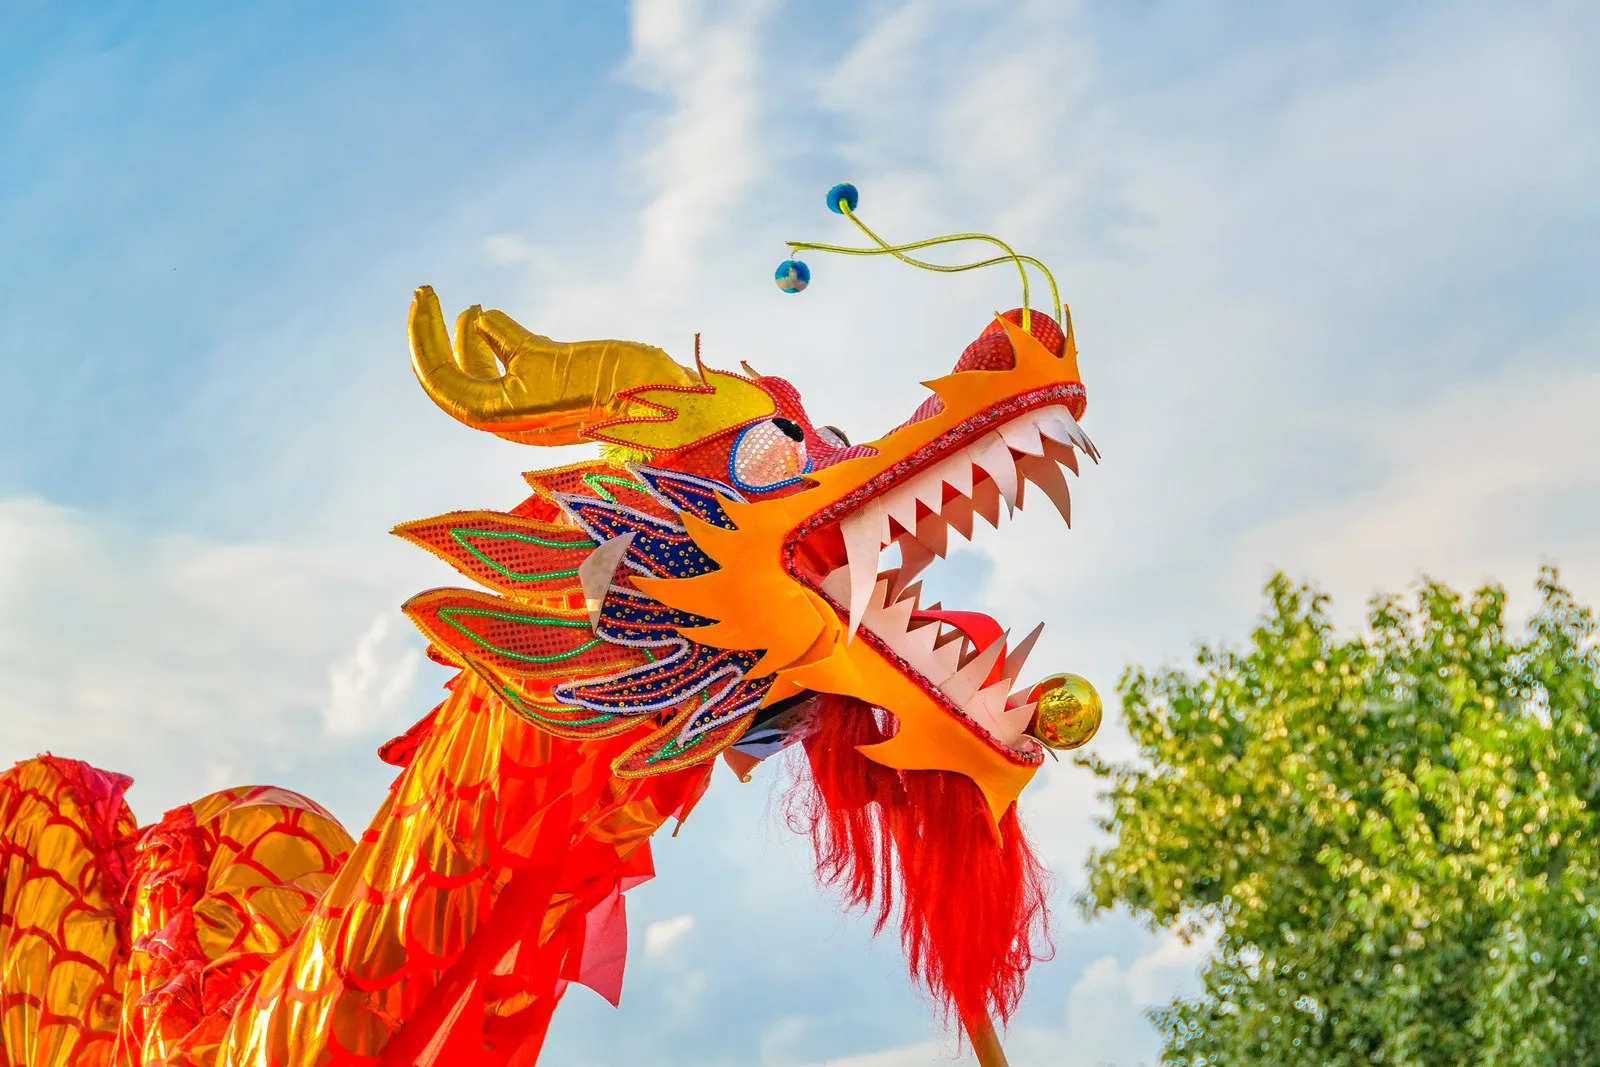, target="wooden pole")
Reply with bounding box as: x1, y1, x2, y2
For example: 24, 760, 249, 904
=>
967, 1016, 1011, 1067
